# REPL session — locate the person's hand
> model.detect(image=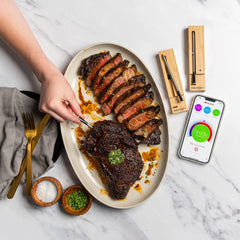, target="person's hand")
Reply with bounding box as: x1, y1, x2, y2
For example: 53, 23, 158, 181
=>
0, 0, 83, 124
38, 67, 84, 124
